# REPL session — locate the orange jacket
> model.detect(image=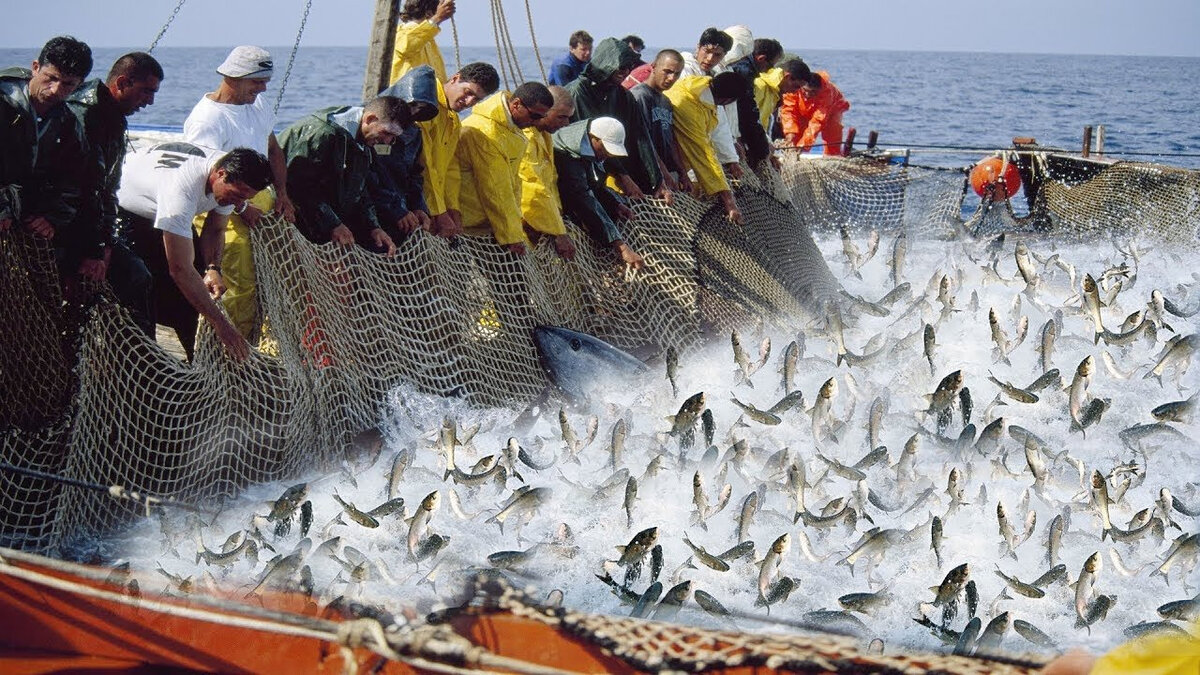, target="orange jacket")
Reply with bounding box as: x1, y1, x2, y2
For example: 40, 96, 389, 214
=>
780, 71, 849, 148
